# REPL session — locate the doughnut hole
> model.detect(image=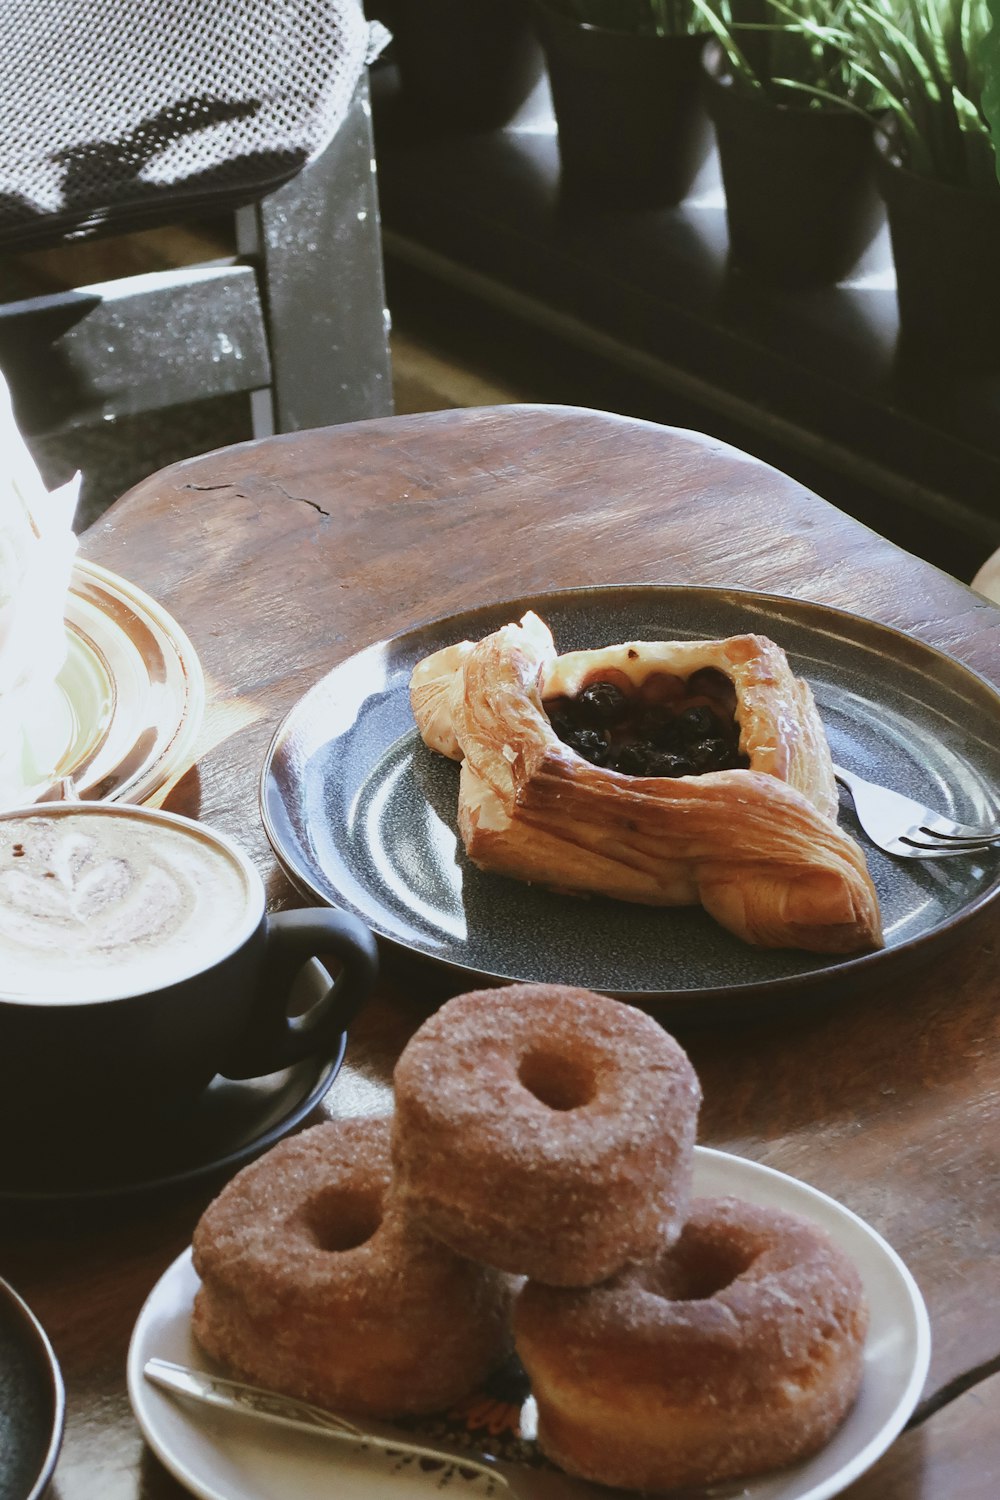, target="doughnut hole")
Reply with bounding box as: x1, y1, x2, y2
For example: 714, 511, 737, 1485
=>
517, 1047, 597, 1112
299, 1185, 384, 1253
638, 1235, 758, 1302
